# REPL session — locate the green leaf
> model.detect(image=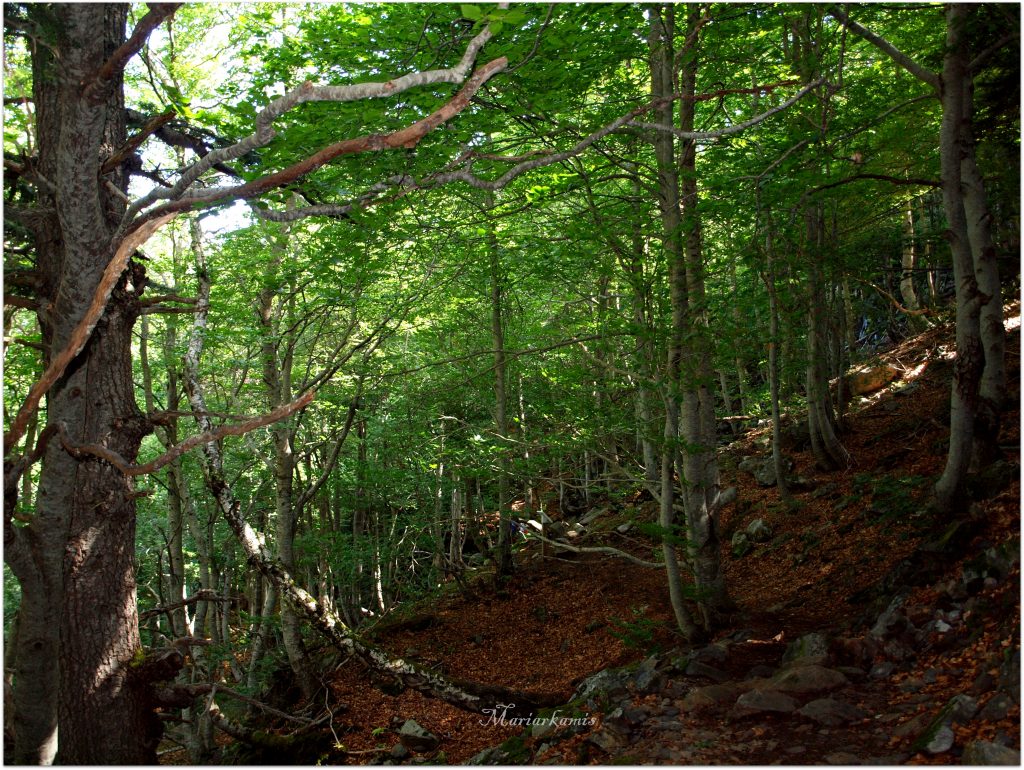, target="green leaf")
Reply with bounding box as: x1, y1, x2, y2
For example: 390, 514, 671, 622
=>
461, 5, 482, 21
488, 20, 503, 35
